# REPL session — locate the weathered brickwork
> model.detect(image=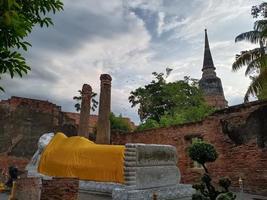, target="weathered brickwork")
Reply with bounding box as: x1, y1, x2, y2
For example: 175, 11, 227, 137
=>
0, 155, 29, 174
0, 96, 135, 159
9, 177, 41, 200
40, 178, 79, 200
112, 100, 267, 196
0, 96, 76, 158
